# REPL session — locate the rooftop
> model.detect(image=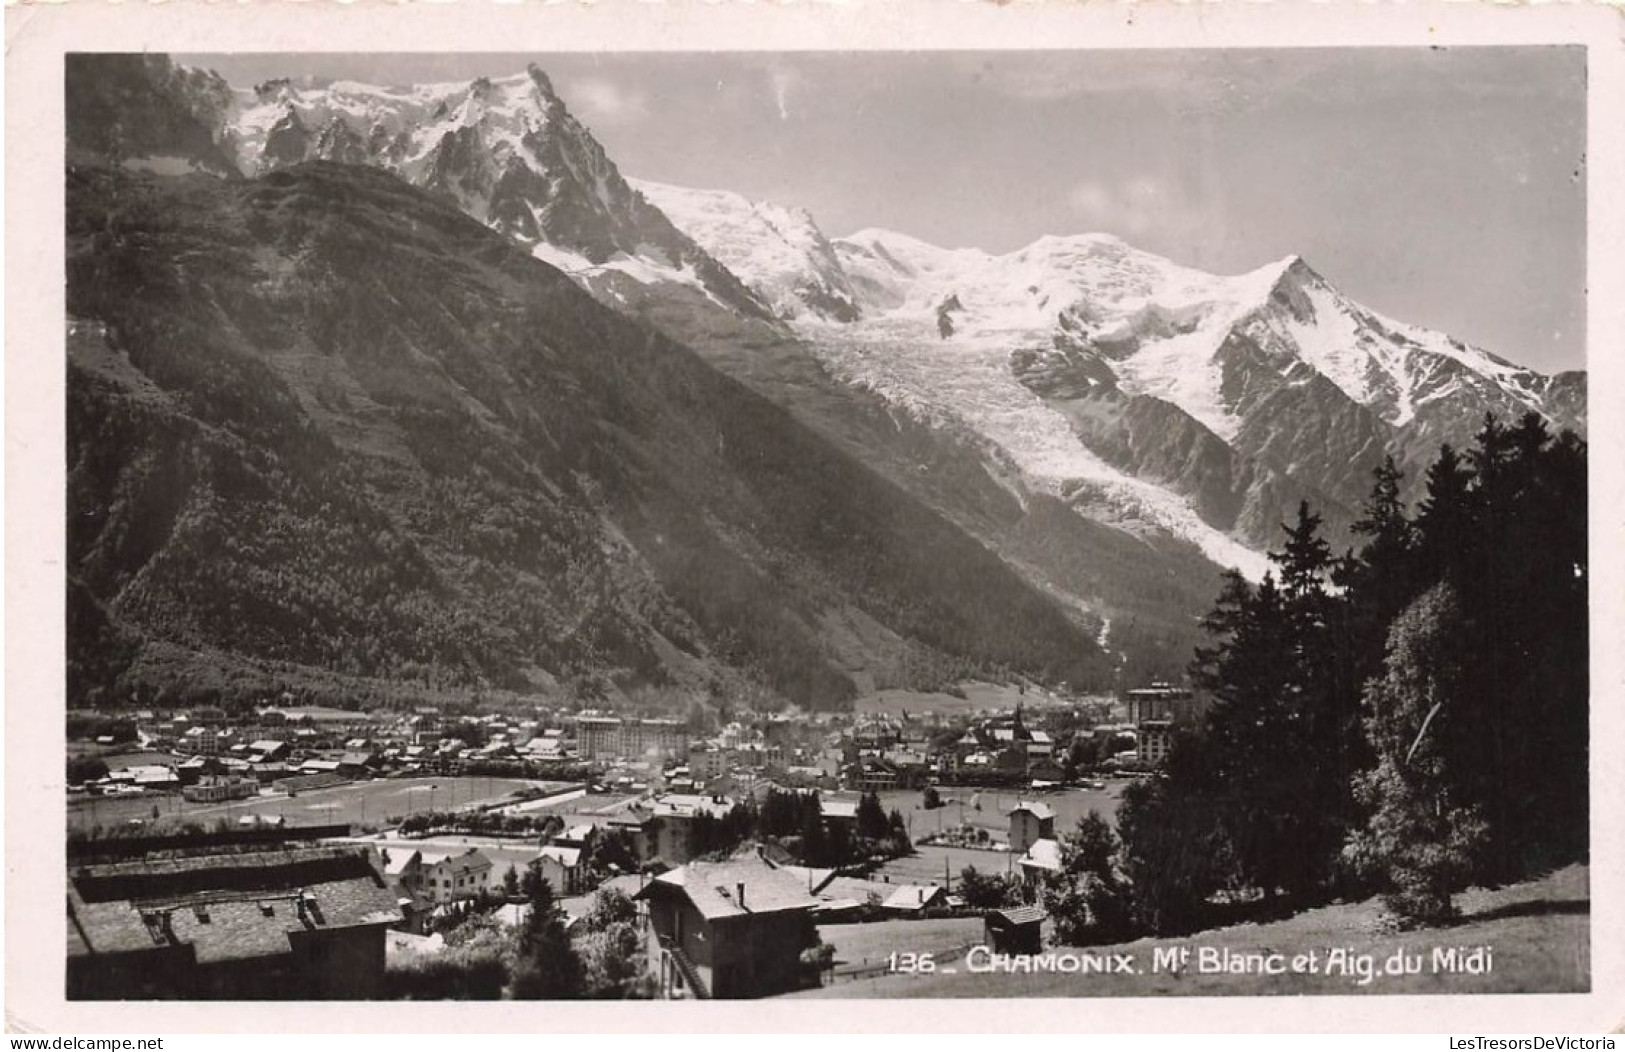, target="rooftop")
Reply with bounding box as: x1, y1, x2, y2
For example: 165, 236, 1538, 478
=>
68, 845, 400, 964
1019, 838, 1064, 872
990, 904, 1048, 926
882, 884, 946, 911
638, 857, 819, 921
